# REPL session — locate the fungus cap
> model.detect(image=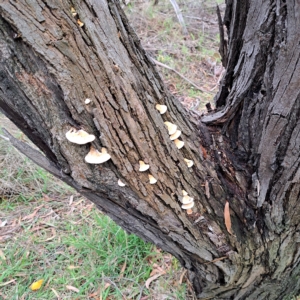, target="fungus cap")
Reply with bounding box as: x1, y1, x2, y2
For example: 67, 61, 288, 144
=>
182, 190, 188, 196
139, 161, 150, 172
164, 122, 177, 135
71, 7, 77, 16
66, 128, 95, 144
118, 179, 126, 187
85, 147, 111, 164
170, 130, 181, 141
155, 104, 167, 114
182, 202, 195, 209
148, 174, 157, 184
174, 139, 184, 149
184, 158, 194, 168
85, 98, 91, 104
77, 19, 84, 27
182, 196, 194, 204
